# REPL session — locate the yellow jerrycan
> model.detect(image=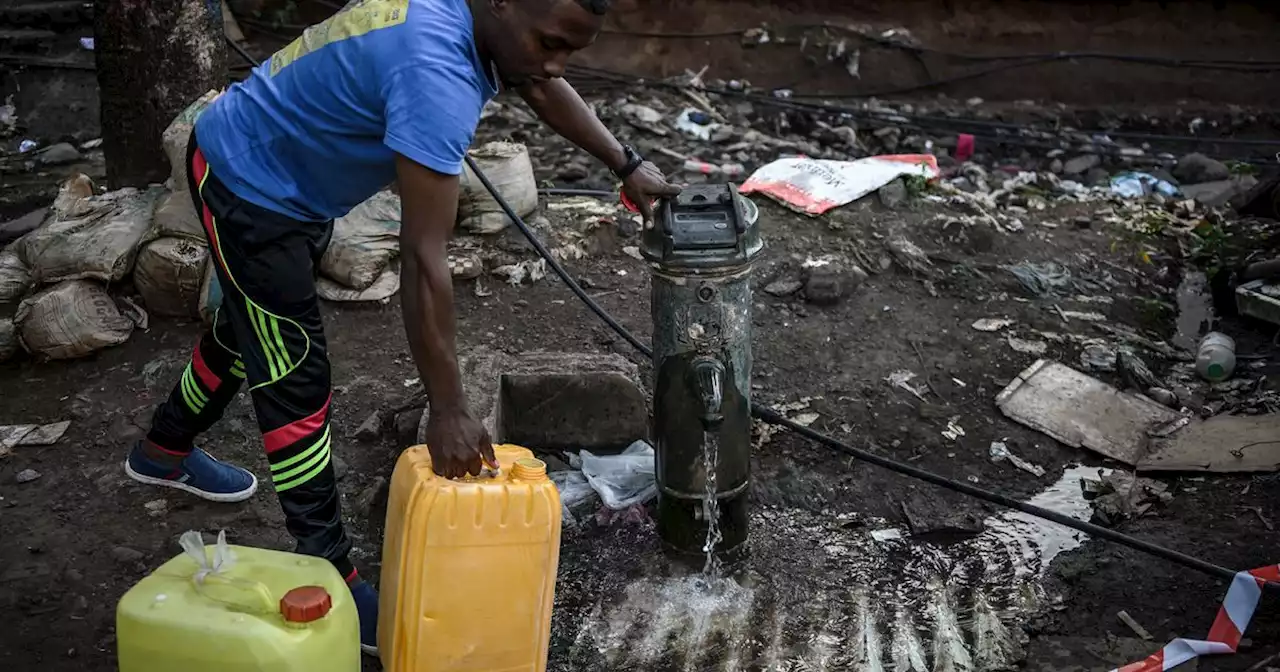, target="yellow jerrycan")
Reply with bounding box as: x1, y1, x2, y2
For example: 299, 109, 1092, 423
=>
117, 530, 360, 672
380, 444, 562, 671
